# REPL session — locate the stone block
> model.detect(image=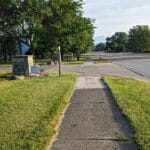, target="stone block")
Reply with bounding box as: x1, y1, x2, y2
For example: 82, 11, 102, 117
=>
13, 55, 33, 76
